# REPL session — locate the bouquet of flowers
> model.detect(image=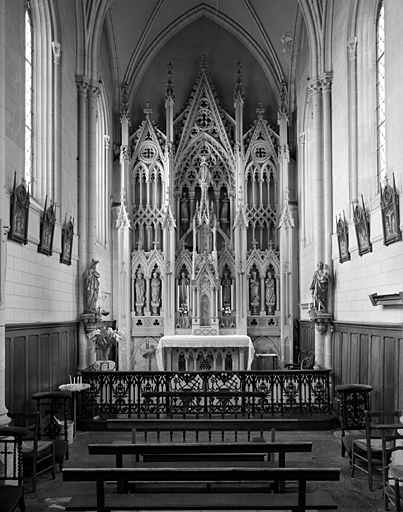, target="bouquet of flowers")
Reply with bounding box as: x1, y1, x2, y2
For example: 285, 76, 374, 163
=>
88, 326, 123, 359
